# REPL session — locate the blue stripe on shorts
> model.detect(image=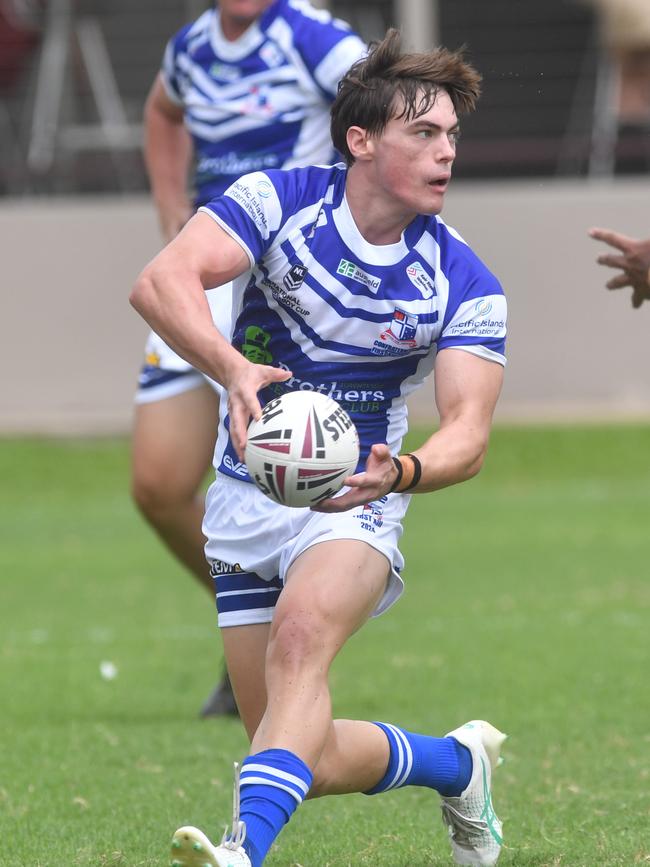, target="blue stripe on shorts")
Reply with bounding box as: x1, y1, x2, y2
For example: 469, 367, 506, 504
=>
211, 564, 283, 617
137, 364, 194, 390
